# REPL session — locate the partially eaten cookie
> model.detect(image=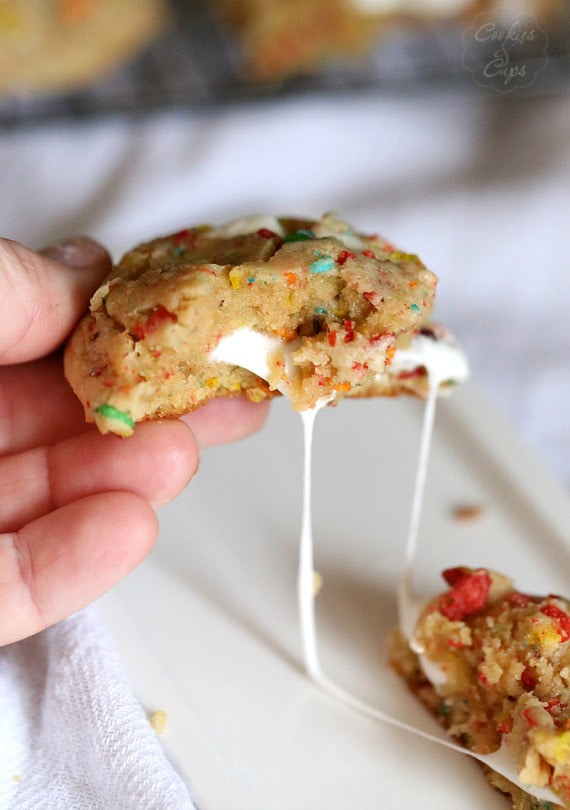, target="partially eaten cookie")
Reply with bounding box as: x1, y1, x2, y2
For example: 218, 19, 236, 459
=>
64, 212, 452, 436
